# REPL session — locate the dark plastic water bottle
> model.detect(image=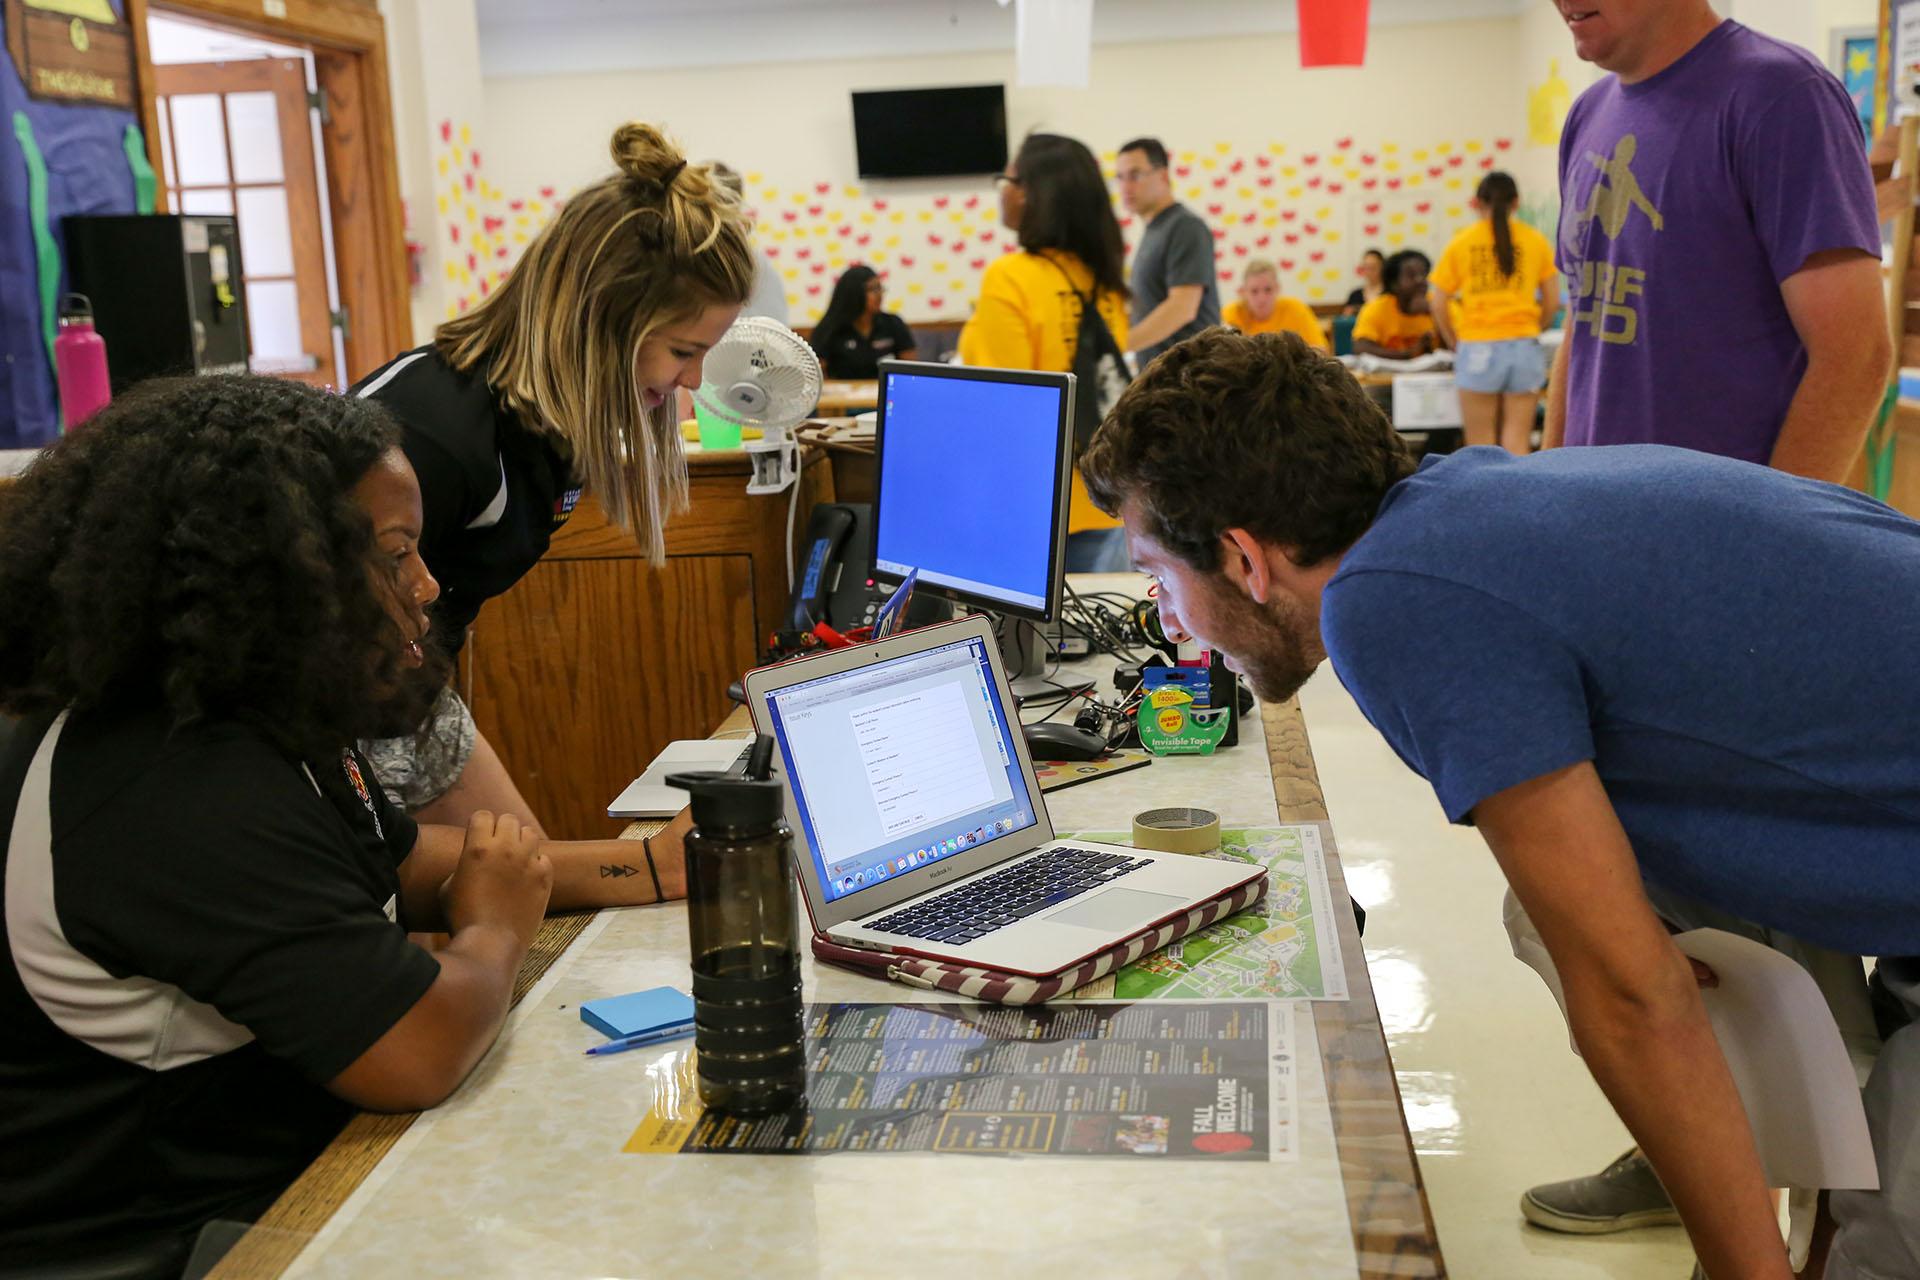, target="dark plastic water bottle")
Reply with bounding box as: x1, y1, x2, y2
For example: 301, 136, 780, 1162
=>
667, 735, 805, 1116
